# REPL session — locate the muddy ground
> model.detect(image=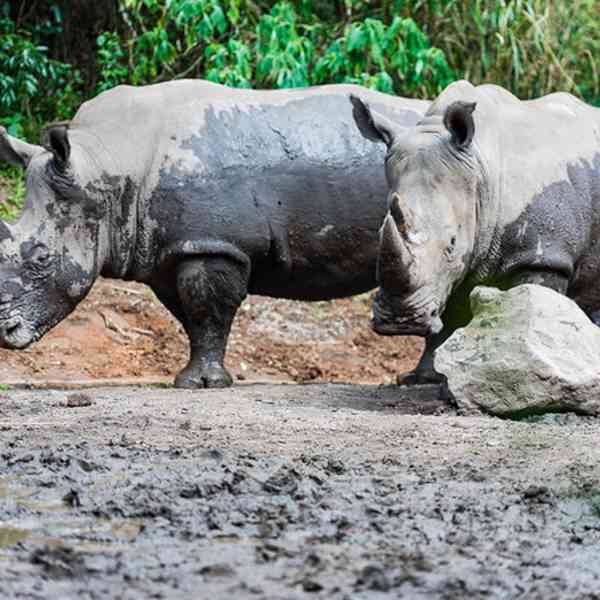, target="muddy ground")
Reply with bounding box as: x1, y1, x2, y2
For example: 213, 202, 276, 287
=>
2, 384, 600, 599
